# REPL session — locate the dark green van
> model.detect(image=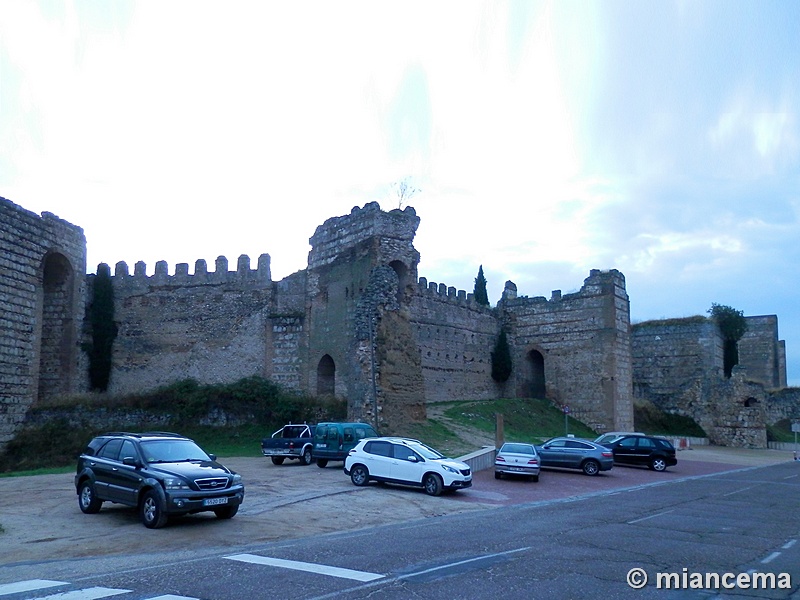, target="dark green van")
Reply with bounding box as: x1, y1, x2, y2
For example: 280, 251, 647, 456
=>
313, 422, 378, 467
